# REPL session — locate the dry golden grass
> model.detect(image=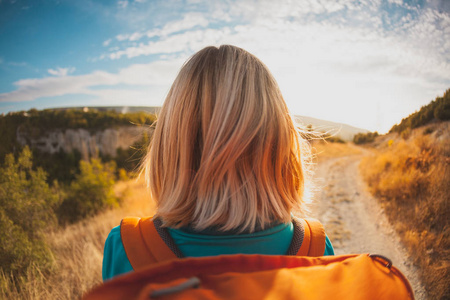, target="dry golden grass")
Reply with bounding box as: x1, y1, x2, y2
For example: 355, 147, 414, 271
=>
360, 123, 450, 300
1, 177, 155, 300
311, 140, 362, 161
